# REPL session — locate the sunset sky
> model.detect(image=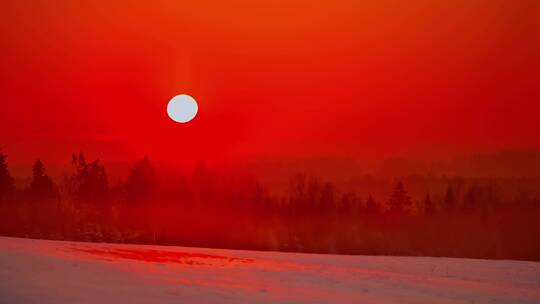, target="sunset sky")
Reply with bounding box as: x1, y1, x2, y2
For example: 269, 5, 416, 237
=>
1, 1, 539, 168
